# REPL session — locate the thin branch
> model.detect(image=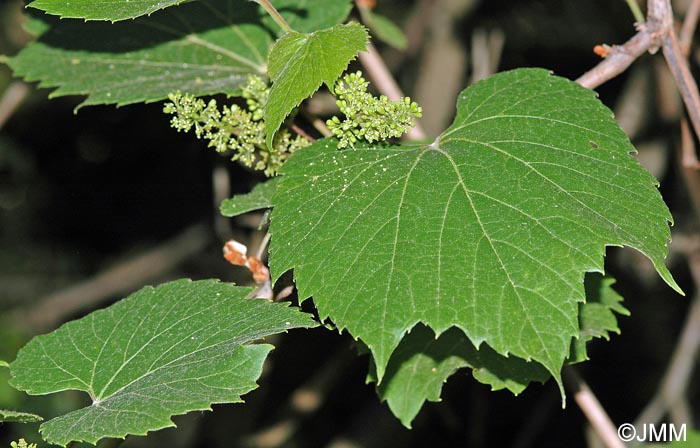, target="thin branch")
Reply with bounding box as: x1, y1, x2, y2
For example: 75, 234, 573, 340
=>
576, 15, 666, 89
212, 164, 232, 242
19, 224, 211, 331
625, 0, 646, 23
634, 244, 700, 427
563, 367, 626, 448
660, 0, 700, 142
358, 41, 427, 140
255, 231, 272, 261
679, 119, 700, 224
680, 0, 700, 55
0, 81, 30, 131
